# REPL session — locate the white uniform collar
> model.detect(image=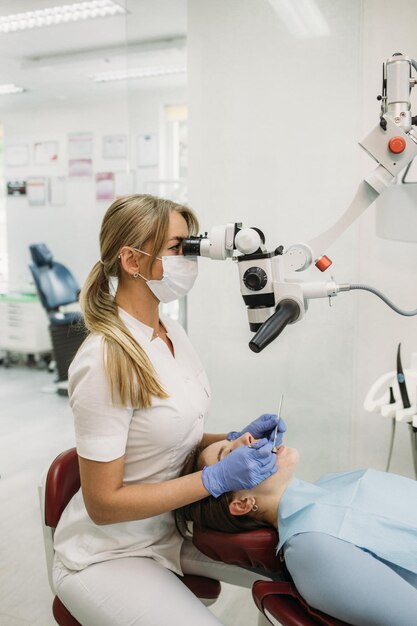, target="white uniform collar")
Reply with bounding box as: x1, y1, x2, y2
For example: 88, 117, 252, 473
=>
118, 306, 171, 342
